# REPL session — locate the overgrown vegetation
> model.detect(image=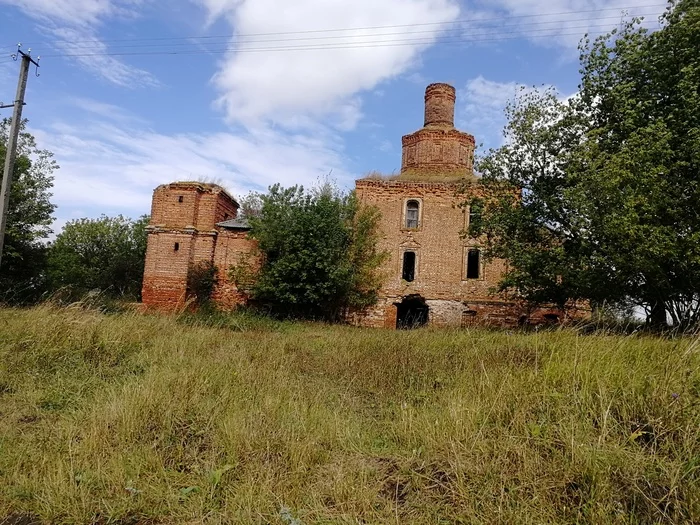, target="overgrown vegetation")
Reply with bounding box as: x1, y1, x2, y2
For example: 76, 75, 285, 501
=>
0, 119, 150, 305
1, 306, 698, 523
47, 215, 149, 301
245, 182, 387, 319
0, 118, 57, 304
470, 0, 700, 330
186, 260, 218, 306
